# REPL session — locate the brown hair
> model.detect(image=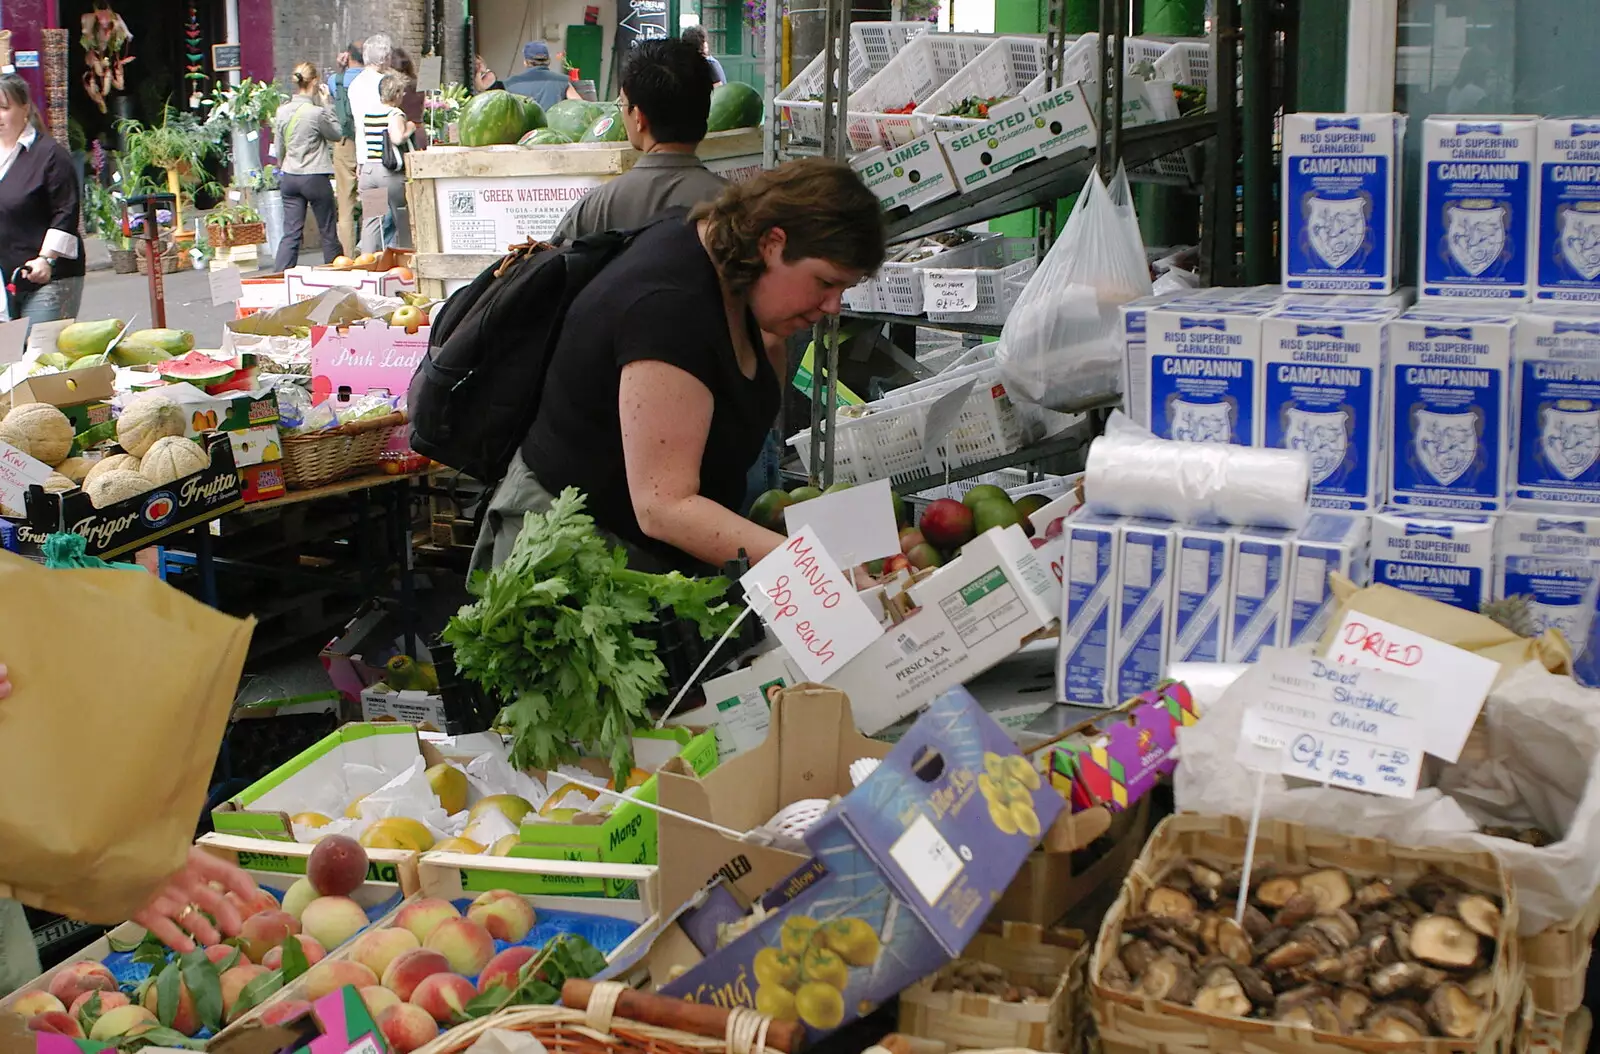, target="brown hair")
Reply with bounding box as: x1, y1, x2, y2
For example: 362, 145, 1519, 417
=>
692, 158, 885, 295
292, 62, 320, 91
0, 74, 45, 135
